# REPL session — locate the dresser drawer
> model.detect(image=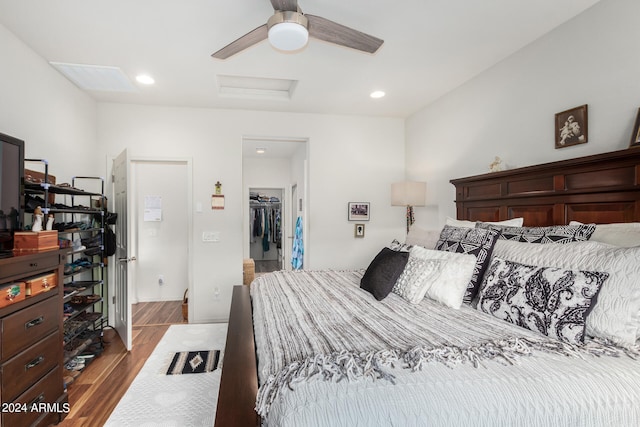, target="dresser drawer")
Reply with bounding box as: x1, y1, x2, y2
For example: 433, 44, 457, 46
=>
0, 252, 60, 282
25, 272, 58, 297
1, 366, 64, 427
1, 296, 59, 361
1, 331, 61, 402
